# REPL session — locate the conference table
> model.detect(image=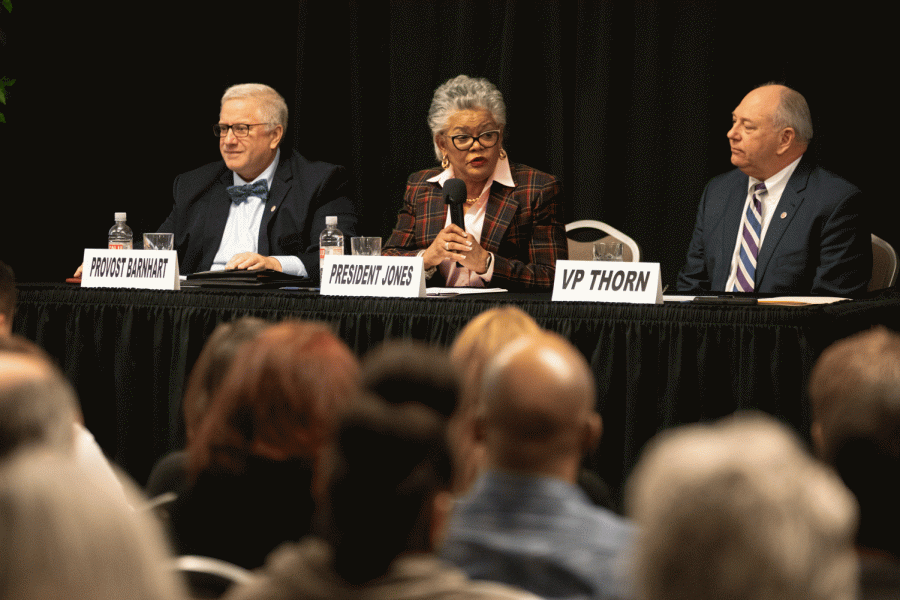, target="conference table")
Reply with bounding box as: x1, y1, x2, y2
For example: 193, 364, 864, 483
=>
13, 282, 900, 502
